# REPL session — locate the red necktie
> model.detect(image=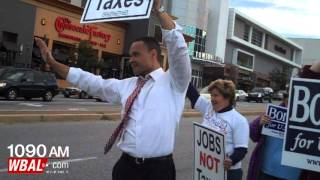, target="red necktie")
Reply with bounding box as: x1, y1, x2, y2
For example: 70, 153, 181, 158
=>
104, 76, 151, 154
